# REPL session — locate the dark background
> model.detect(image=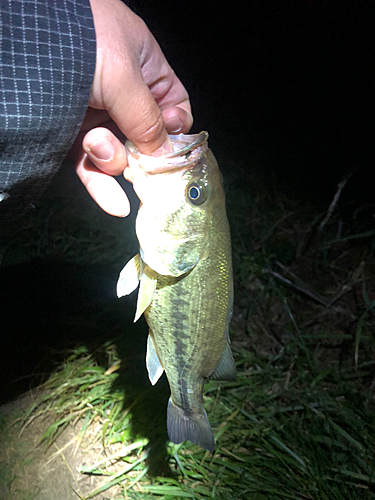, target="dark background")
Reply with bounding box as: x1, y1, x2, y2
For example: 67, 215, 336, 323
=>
131, 0, 375, 201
